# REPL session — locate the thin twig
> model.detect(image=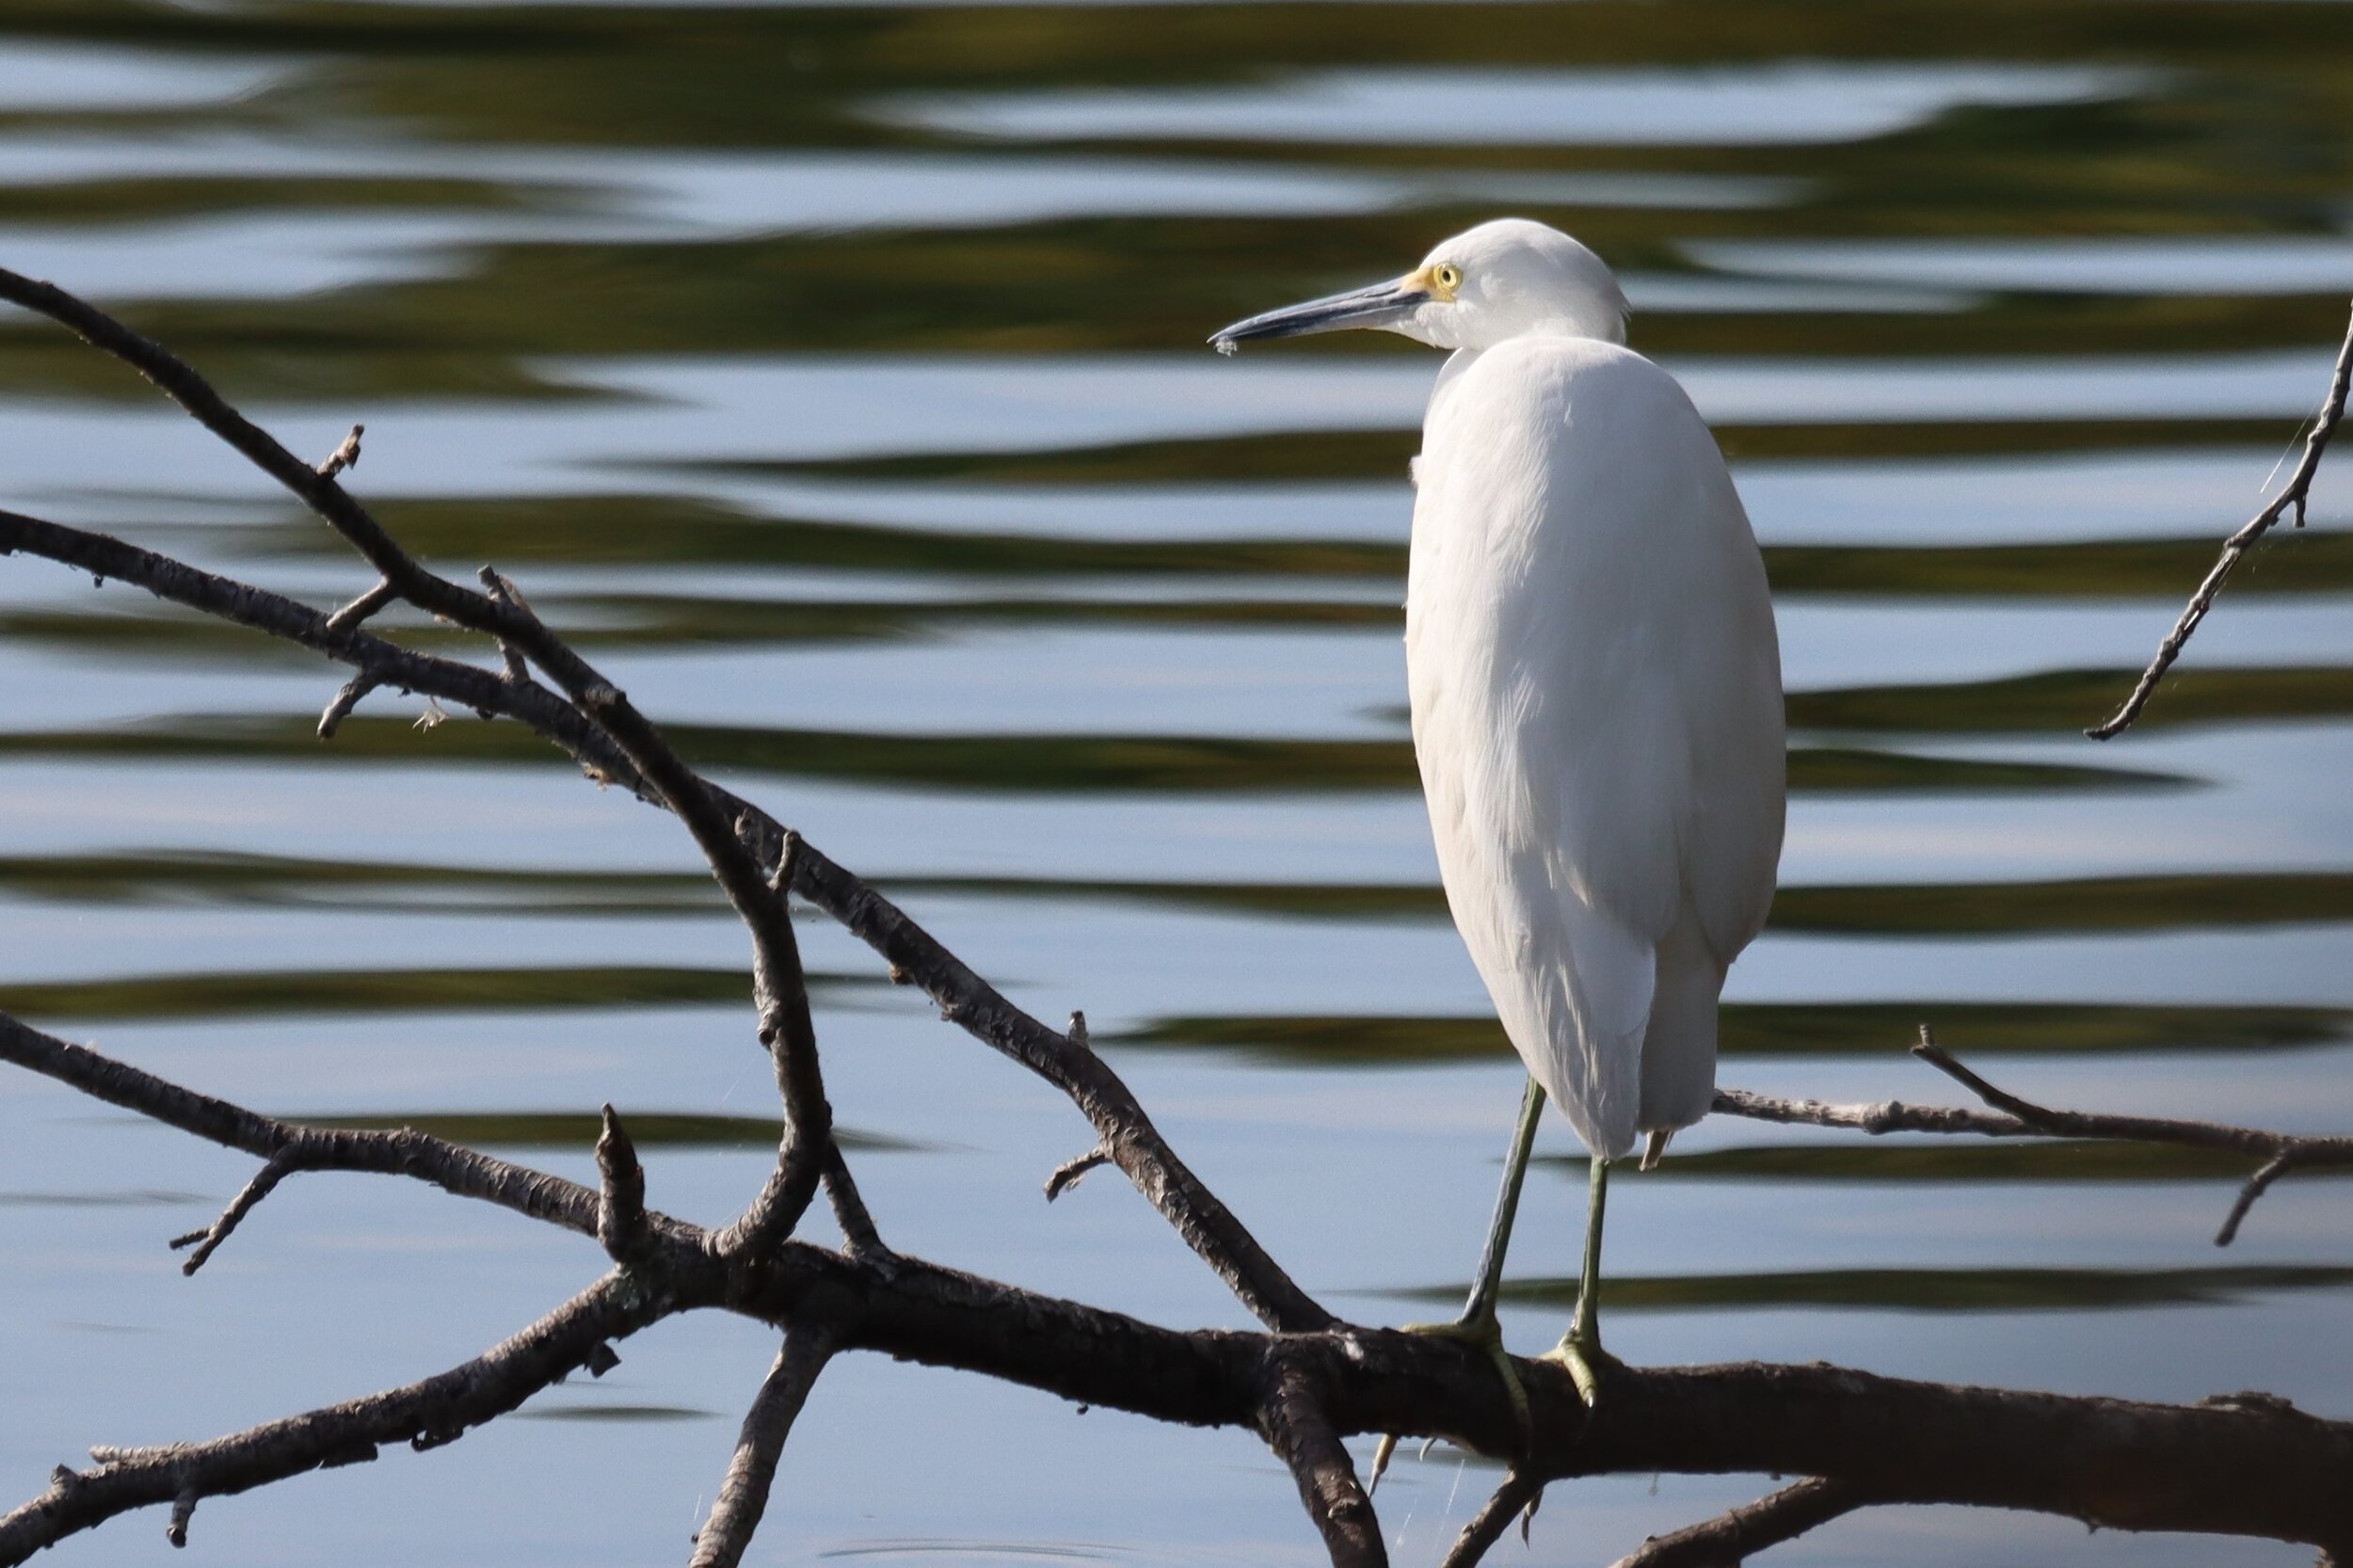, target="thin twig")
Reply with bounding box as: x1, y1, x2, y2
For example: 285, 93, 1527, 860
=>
0, 267, 496, 630
168, 1147, 299, 1273
596, 1105, 649, 1264
771, 832, 1335, 1334
2089, 298, 2353, 739
1711, 1084, 2030, 1140
1437, 1470, 1545, 1568
1714, 1030, 2353, 1246
0, 501, 1330, 1332
0, 1272, 694, 1562
0, 509, 633, 790
1910, 1029, 2353, 1243
315, 424, 363, 480
0, 1011, 605, 1240
2219, 1153, 2299, 1248
1045, 1145, 1112, 1201
322, 577, 394, 635
476, 567, 533, 683
316, 671, 379, 739
822, 1144, 890, 1264
1609, 1477, 1874, 1568
686, 1324, 839, 1568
